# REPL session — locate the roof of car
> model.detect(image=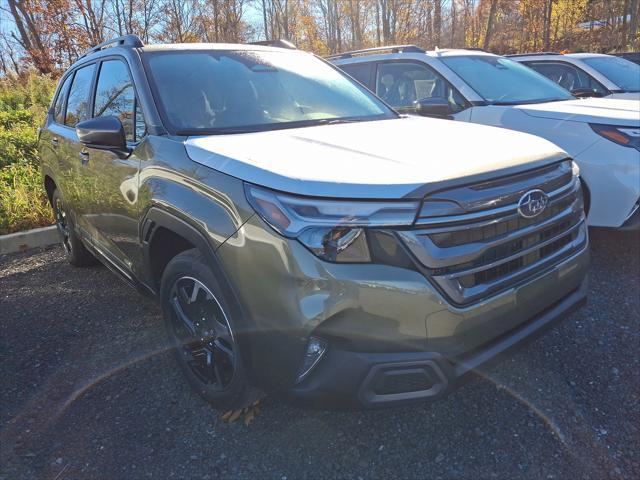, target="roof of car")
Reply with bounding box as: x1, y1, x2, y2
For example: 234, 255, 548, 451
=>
564, 52, 611, 59
330, 47, 497, 63
507, 52, 613, 60
140, 43, 300, 53
425, 48, 496, 58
